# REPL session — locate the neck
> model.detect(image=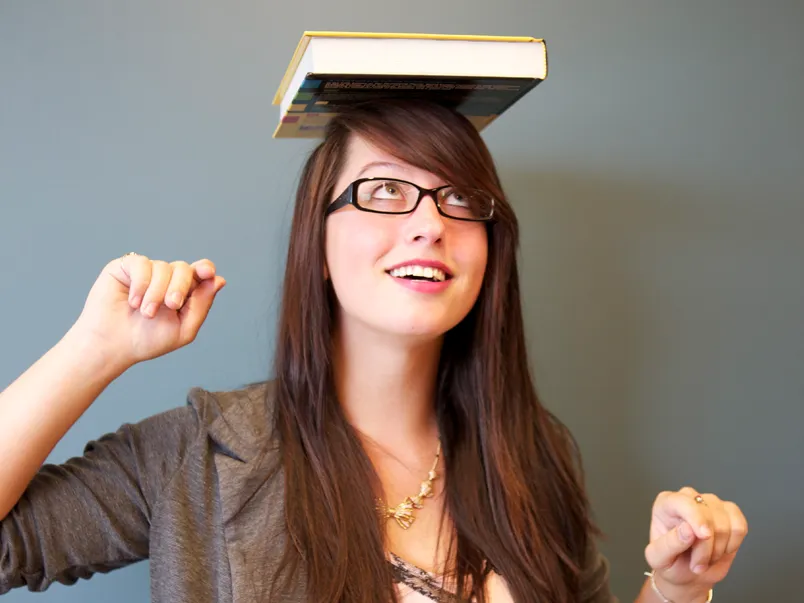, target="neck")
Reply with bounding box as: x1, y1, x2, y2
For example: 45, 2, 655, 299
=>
332, 319, 442, 455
